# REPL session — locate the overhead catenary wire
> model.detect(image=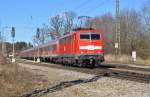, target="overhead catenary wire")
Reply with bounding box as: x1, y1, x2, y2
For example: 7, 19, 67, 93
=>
49, 0, 112, 19
72, 0, 94, 11
24, 0, 113, 33
81, 0, 111, 15
72, 0, 112, 28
